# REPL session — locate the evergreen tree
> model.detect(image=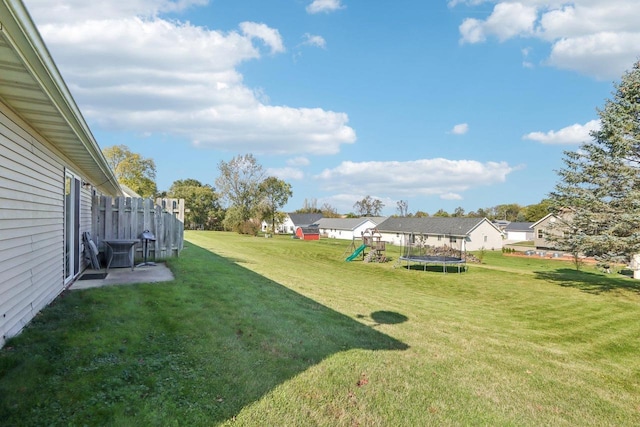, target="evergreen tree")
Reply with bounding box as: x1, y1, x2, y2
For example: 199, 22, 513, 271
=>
550, 61, 640, 263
